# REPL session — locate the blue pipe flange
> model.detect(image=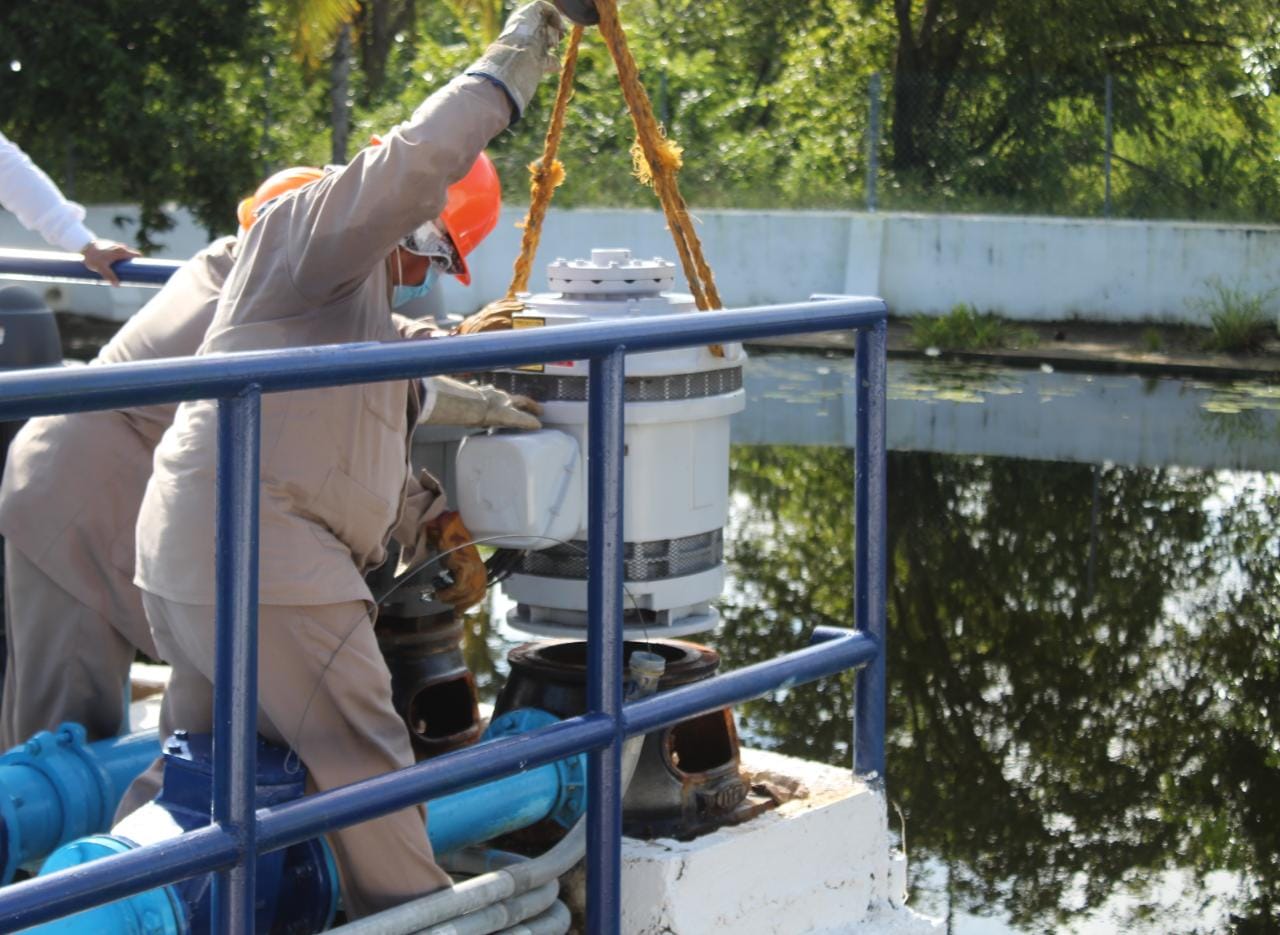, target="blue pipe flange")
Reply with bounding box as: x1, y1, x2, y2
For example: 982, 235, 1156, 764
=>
0, 724, 160, 883
32, 834, 183, 935
482, 708, 587, 829
0, 726, 101, 883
